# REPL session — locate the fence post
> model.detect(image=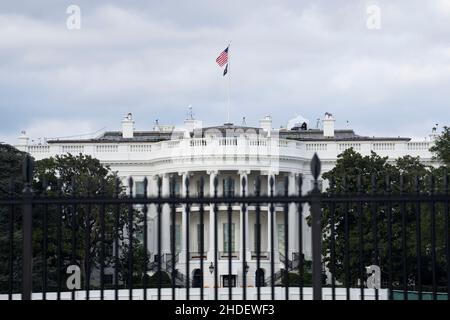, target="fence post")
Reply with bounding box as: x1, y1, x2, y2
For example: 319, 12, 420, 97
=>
22, 155, 34, 300
310, 153, 322, 300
